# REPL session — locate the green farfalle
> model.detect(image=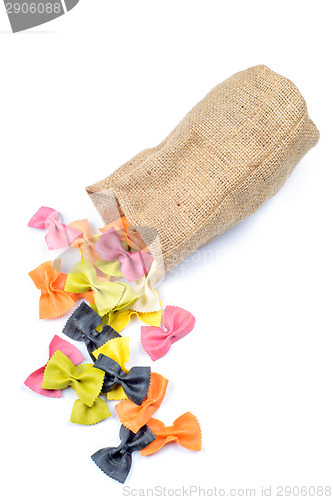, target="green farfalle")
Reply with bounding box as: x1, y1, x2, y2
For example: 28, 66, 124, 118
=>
91, 280, 140, 331
42, 350, 104, 407
94, 259, 124, 278
71, 397, 111, 425
64, 258, 138, 315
